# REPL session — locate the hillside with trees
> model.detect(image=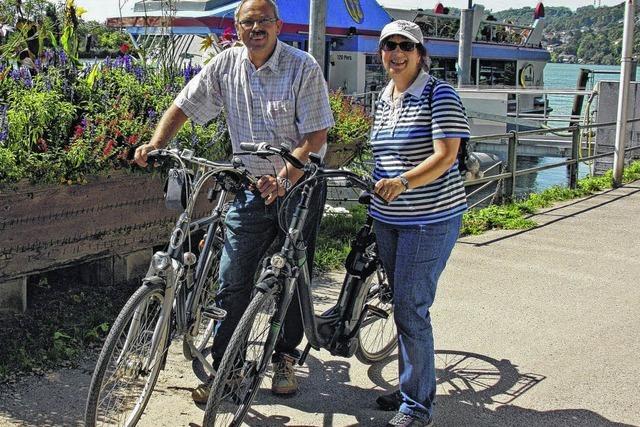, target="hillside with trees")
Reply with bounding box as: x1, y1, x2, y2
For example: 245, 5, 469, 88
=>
492, 2, 637, 65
